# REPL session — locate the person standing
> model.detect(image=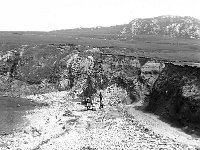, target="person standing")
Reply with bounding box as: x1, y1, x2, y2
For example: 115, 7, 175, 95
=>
99, 92, 103, 109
